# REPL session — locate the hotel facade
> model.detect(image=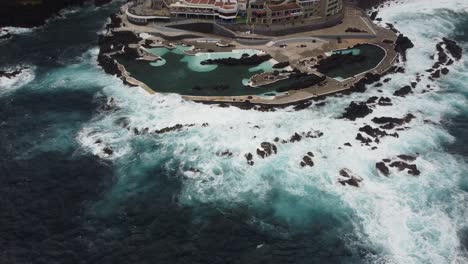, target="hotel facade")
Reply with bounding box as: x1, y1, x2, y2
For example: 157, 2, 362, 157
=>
127, 0, 343, 25
247, 0, 343, 25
